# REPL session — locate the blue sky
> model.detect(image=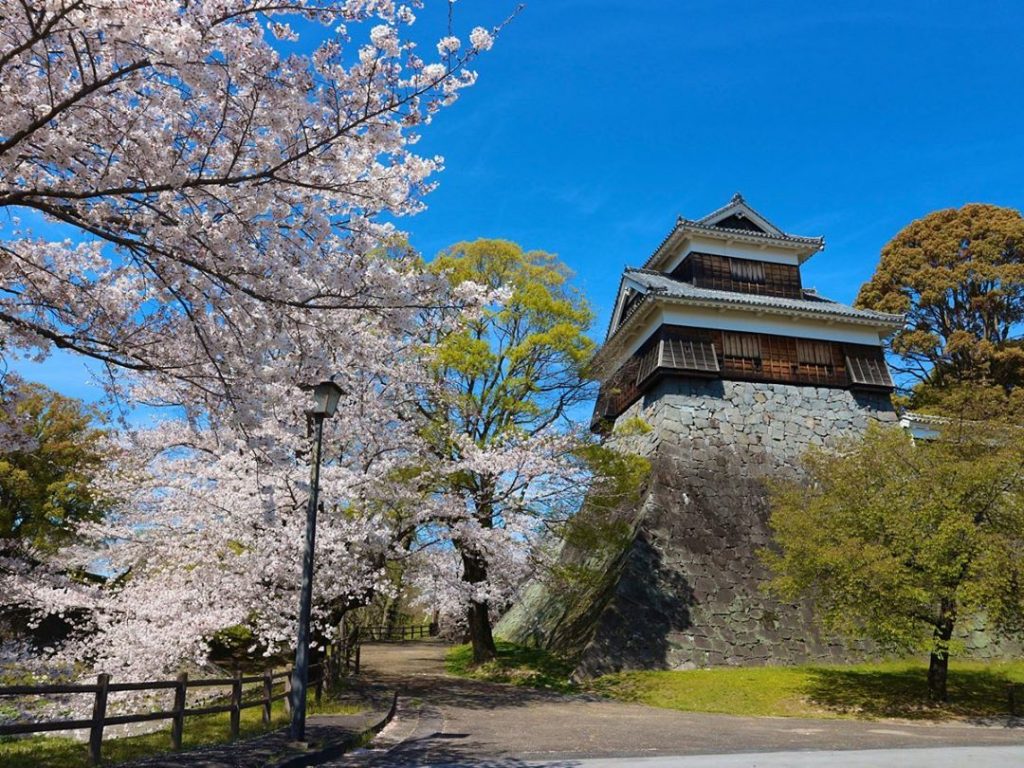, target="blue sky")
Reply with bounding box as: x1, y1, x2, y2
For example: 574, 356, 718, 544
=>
15, 0, 1024, 406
